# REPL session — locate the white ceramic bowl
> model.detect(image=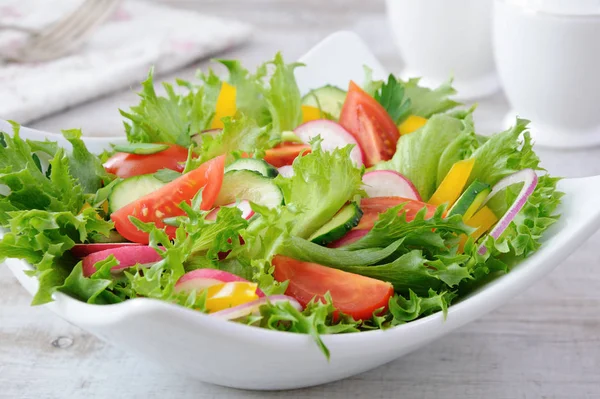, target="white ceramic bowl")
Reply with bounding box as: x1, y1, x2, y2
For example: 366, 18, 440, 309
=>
3, 31, 600, 390
493, 0, 600, 148
385, 0, 499, 100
